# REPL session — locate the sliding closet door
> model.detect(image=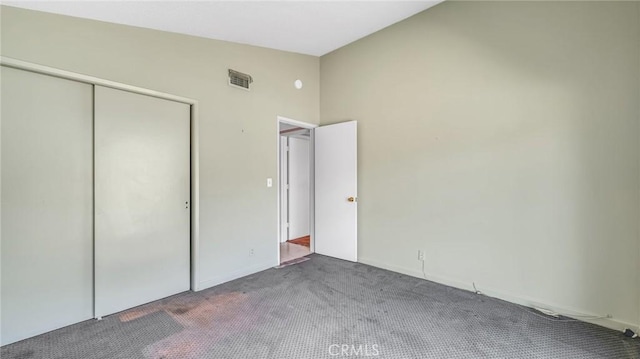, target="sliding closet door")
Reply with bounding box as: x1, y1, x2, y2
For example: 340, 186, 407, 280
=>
94, 86, 190, 317
1, 67, 94, 345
